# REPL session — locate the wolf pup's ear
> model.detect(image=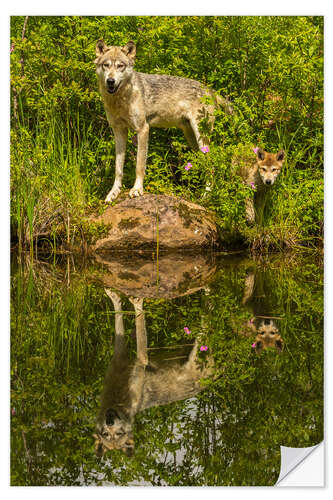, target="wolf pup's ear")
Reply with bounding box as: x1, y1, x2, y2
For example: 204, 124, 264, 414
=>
95, 39, 108, 58
276, 150, 285, 162
122, 41, 136, 61
256, 148, 265, 161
